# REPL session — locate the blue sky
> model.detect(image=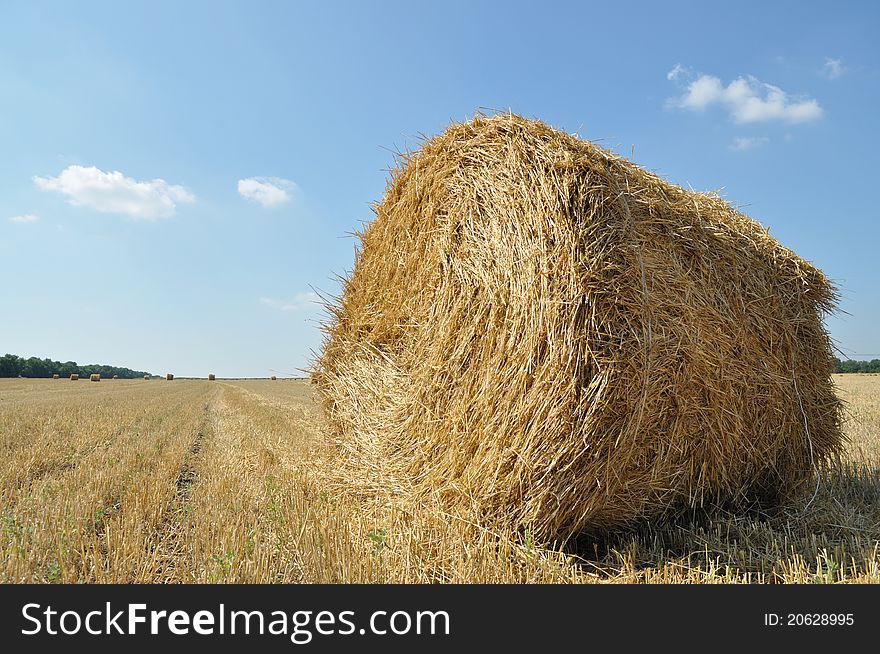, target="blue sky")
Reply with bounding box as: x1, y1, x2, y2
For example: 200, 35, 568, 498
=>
1, 0, 877, 377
